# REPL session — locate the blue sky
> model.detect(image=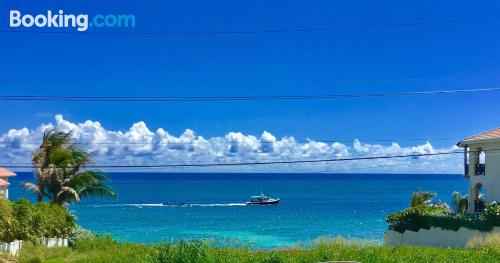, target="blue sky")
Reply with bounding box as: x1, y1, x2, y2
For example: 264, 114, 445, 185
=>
0, 1, 499, 172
